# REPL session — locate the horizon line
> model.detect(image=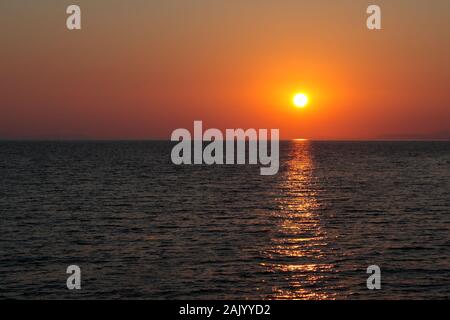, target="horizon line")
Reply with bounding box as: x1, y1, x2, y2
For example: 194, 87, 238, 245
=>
1, 138, 450, 142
